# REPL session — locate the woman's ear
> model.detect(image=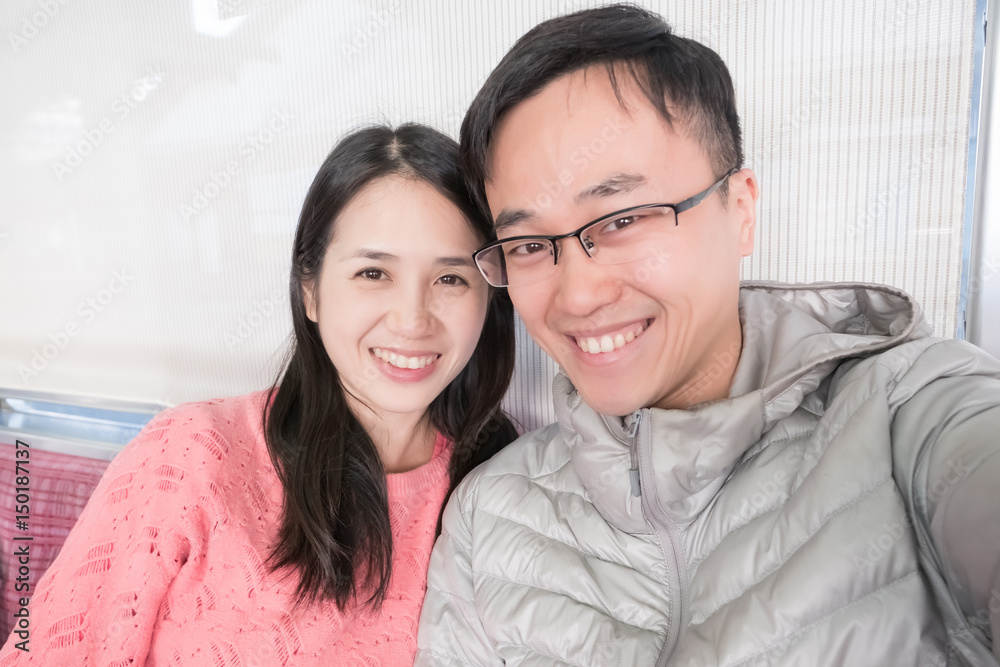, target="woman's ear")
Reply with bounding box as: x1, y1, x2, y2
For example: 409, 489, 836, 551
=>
302, 279, 319, 323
